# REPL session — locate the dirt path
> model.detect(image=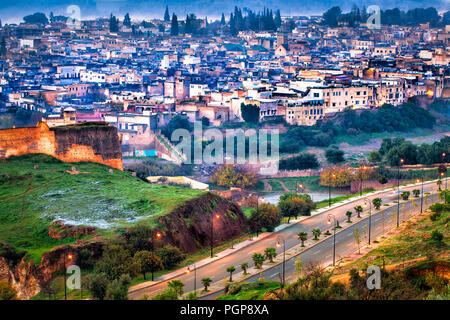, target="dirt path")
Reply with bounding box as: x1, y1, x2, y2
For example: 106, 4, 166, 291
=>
278, 181, 290, 192
263, 181, 272, 191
